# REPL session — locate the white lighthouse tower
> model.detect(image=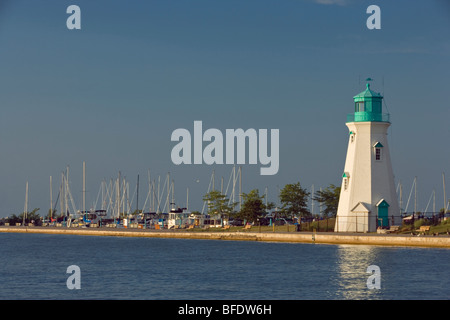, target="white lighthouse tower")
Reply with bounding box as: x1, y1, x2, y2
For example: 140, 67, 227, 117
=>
335, 81, 400, 233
